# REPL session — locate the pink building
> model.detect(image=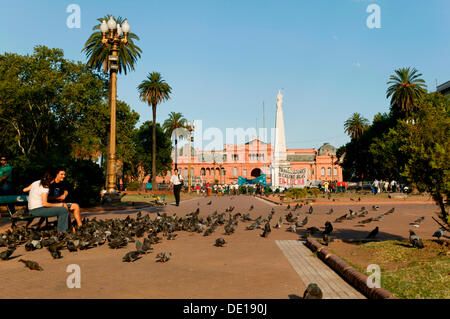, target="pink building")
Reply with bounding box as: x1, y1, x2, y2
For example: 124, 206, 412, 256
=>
155, 138, 342, 186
